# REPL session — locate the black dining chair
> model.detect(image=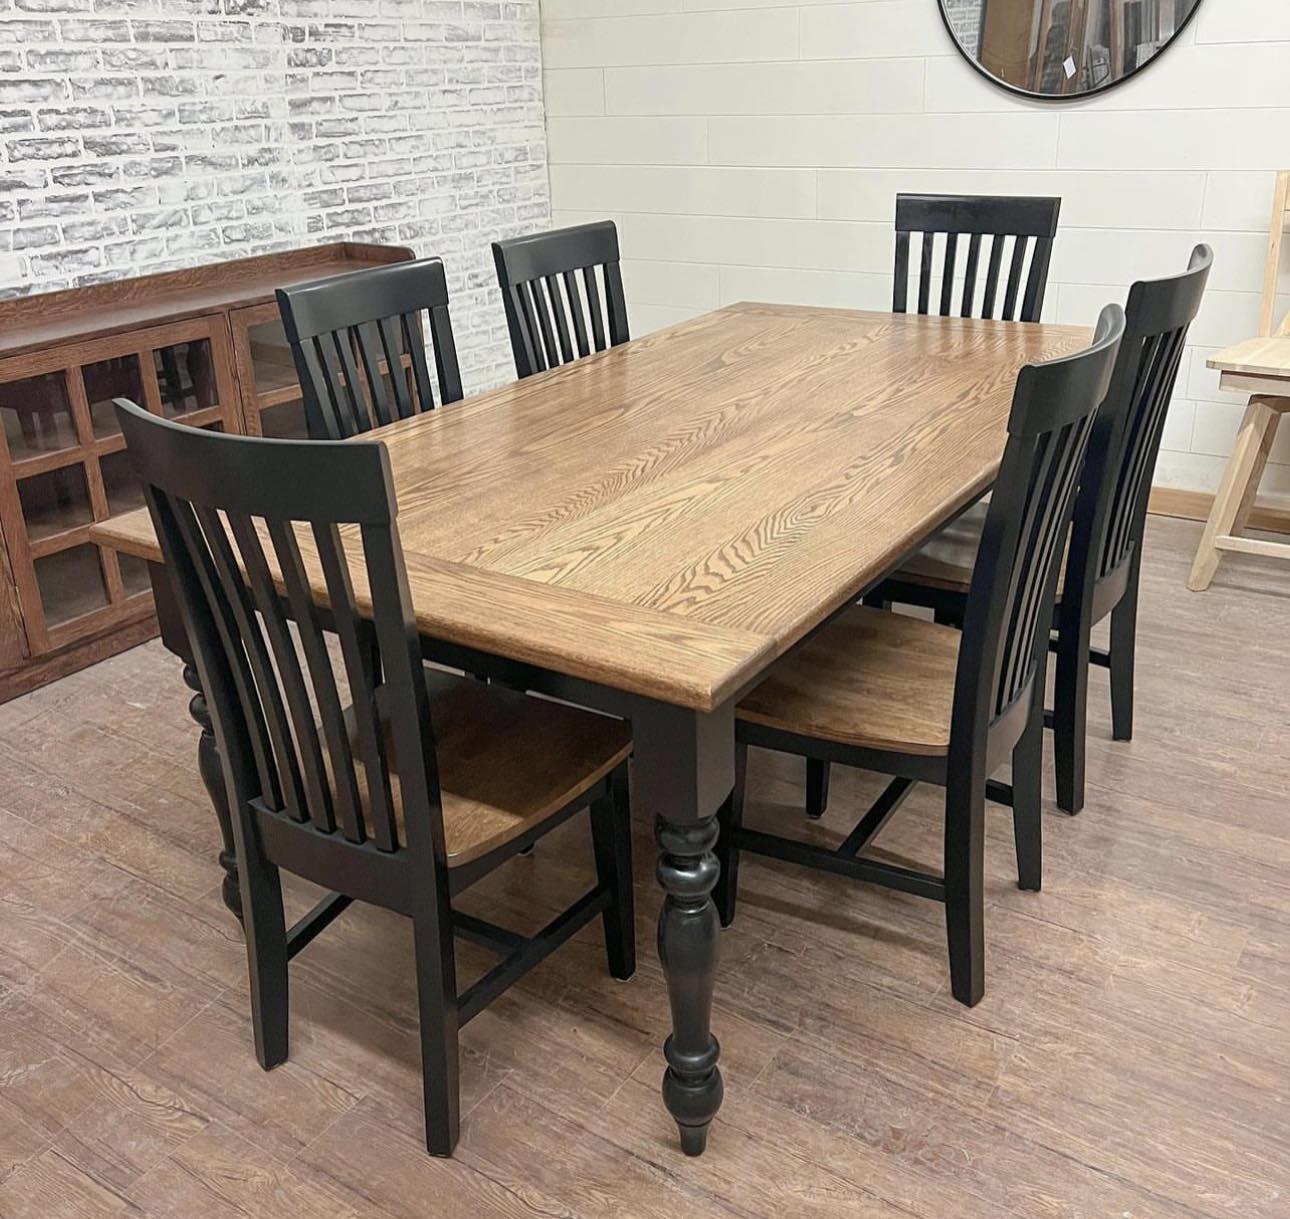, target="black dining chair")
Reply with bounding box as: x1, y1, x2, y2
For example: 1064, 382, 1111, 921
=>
716, 305, 1124, 1006
894, 193, 1062, 323
114, 398, 635, 1156
880, 246, 1213, 814
492, 220, 629, 378
276, 256, 463, 440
